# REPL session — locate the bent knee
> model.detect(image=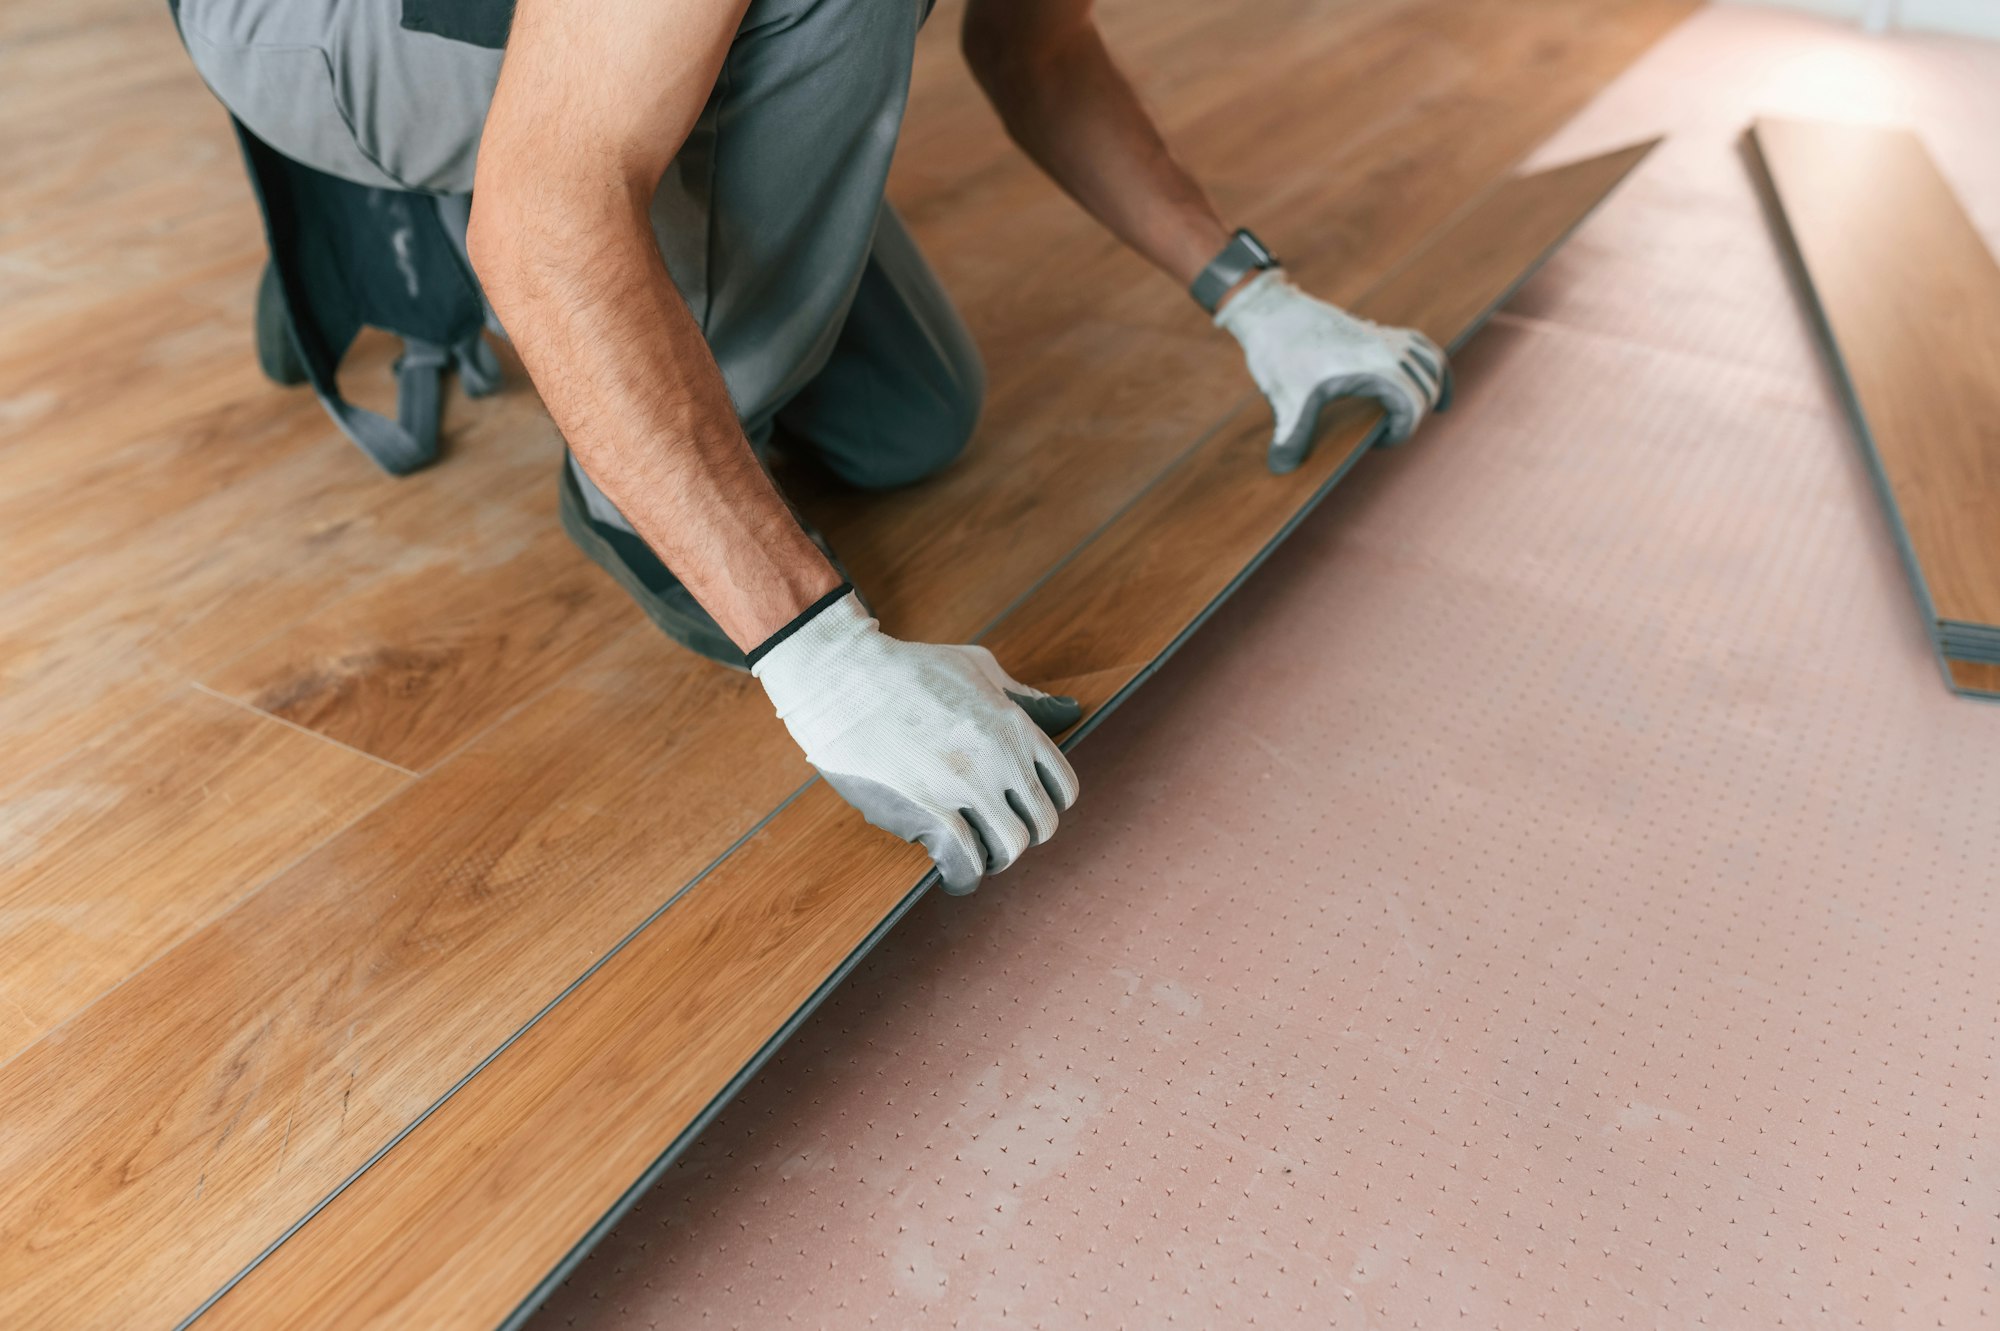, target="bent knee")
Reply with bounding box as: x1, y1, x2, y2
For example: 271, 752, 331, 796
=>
849, 364, 984, 491
807, 339, 980, 490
